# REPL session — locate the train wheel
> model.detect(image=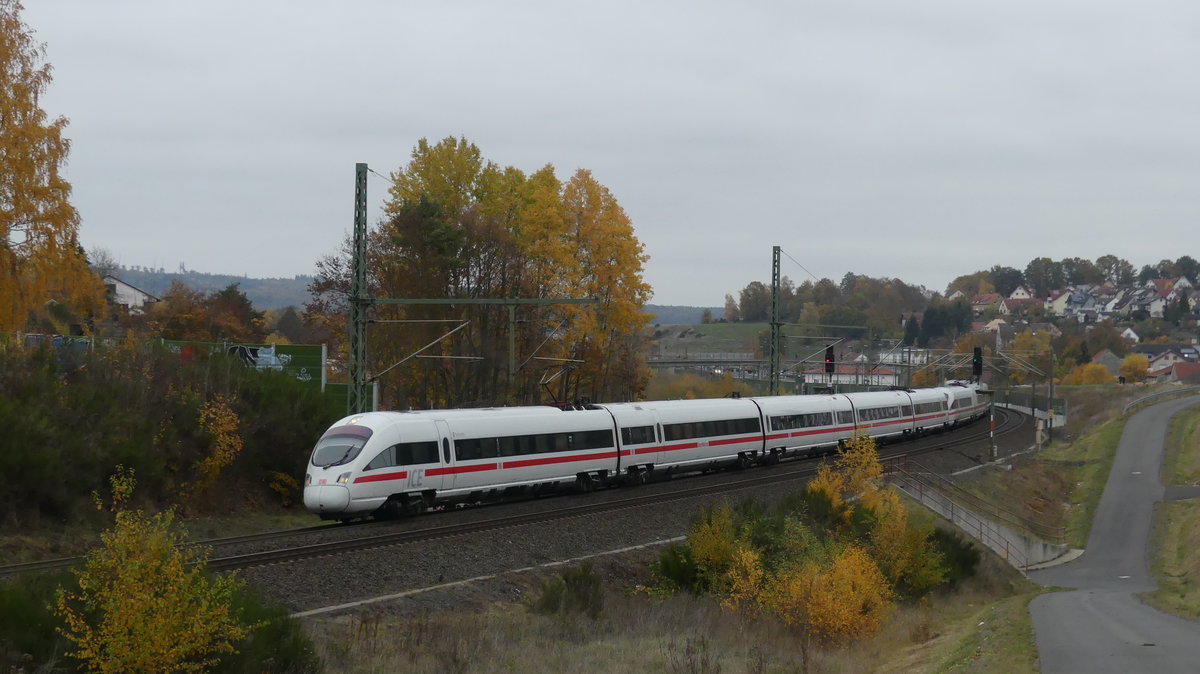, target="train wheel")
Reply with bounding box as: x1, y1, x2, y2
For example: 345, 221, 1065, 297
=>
736, 453, 752, 470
